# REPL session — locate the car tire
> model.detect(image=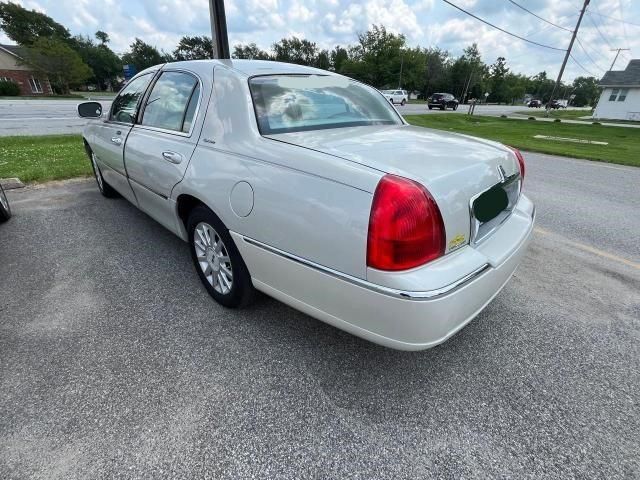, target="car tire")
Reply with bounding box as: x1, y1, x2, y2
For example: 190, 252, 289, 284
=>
401, 99, 406, 106
440, 105, 445, 110
453, 104, 458, 111
187, 205, 255, 308
0, 182, 11, 222
88, 149, 118, 198
428, 106, 432, 110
